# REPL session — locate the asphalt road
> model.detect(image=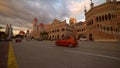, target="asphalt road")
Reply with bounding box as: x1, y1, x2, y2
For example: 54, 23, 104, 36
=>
12, 40, 120, 68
